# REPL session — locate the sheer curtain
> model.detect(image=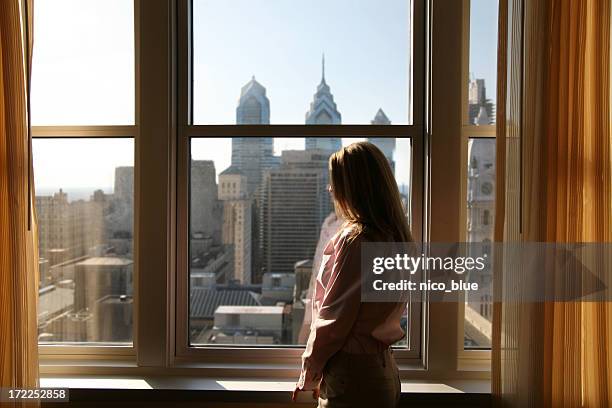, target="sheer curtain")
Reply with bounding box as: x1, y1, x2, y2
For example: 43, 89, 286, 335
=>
0, 0, 39, 392
494, 0, 612, 406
